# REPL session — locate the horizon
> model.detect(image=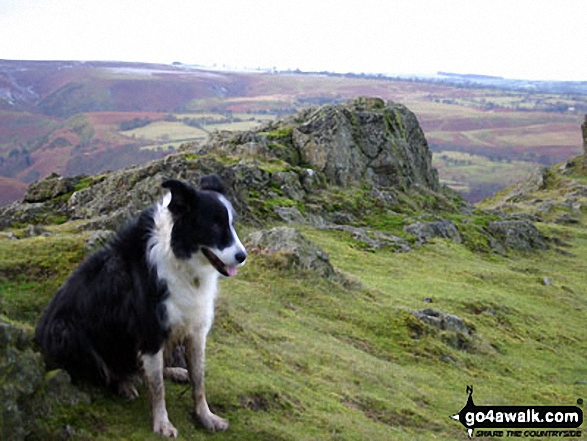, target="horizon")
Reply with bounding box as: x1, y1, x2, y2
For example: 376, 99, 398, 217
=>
0, 58, 583, 85
1, 0, 585, 82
